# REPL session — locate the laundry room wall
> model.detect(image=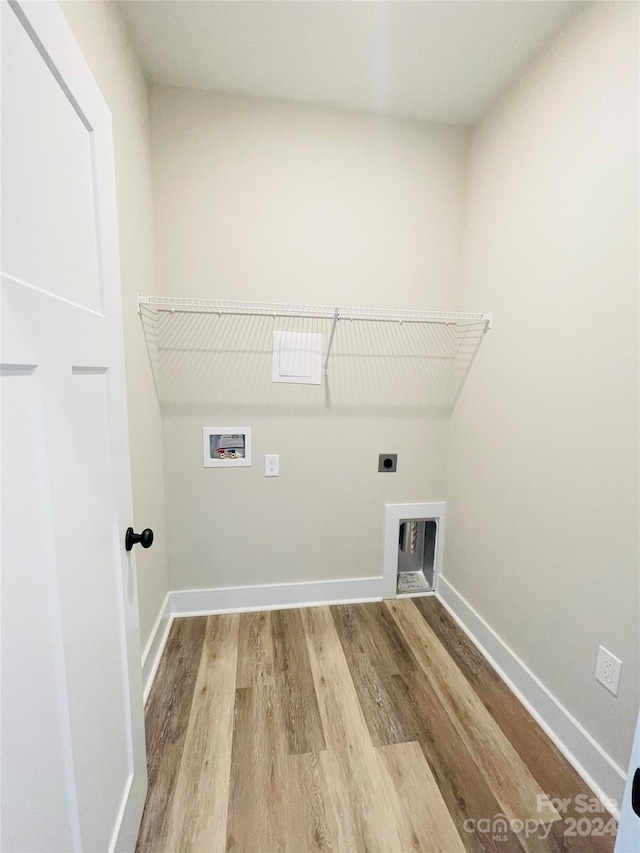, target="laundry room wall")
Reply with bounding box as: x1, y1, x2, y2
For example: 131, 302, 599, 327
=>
445, 0, 639, 774
148, 86, 469, 592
